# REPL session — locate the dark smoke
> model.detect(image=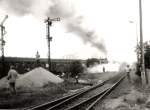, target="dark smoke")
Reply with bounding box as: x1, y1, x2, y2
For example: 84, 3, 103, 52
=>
0, 0, 107, 54
66, 19, 107, 54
